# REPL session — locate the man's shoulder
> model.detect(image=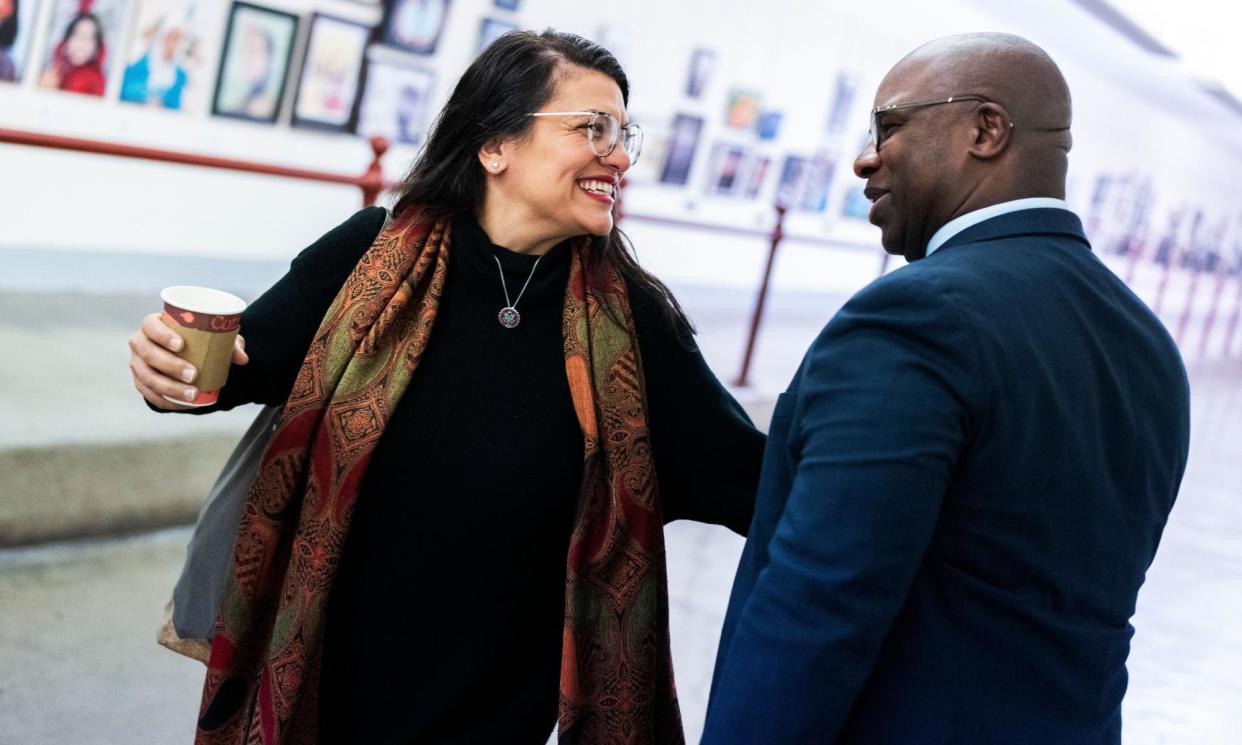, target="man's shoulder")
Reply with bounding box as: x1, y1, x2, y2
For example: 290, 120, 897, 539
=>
906, 225, 1090, 296
846, 254, 969, 308
808, 259, 974, 358
828, 220, 1094, 339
